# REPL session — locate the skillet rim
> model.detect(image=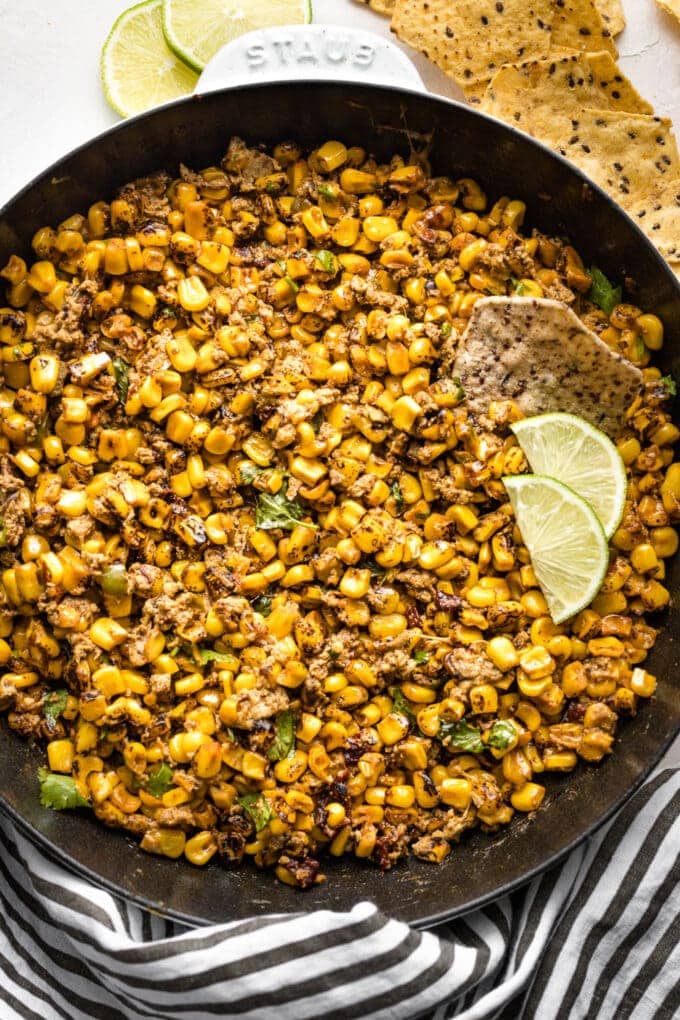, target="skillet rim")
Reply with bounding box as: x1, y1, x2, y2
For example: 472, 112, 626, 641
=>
0, 77, 679, 930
